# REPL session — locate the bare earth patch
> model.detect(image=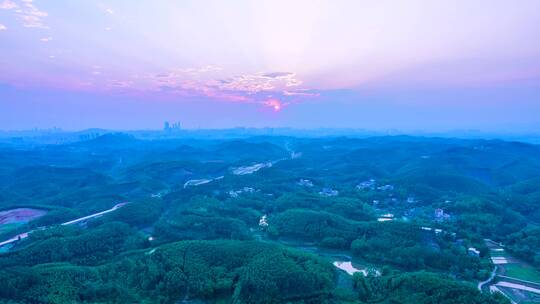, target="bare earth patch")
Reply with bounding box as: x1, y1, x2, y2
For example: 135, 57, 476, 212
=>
0, 208, 47, 225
